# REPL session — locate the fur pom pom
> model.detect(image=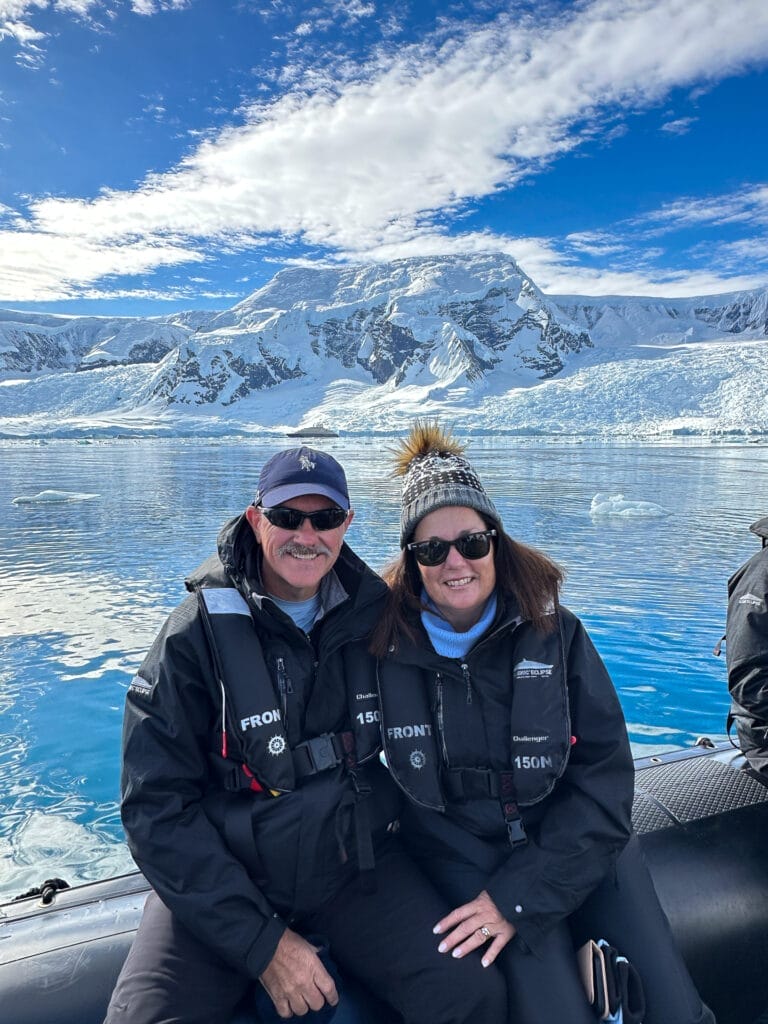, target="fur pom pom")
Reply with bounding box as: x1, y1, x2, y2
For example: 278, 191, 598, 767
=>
391, 419, 465, 477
